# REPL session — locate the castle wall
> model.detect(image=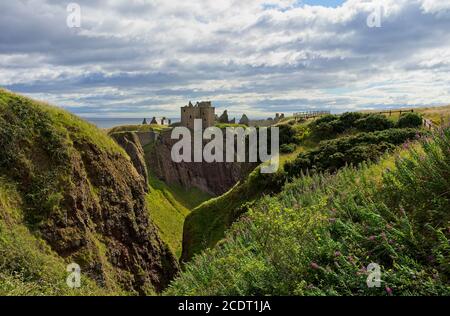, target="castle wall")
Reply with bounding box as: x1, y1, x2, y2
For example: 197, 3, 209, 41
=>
200, 107, 215, 128
181, 103, 215, 129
